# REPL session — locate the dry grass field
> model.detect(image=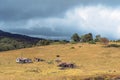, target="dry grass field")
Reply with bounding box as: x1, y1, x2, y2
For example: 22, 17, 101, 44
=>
0, 43, 120, 80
